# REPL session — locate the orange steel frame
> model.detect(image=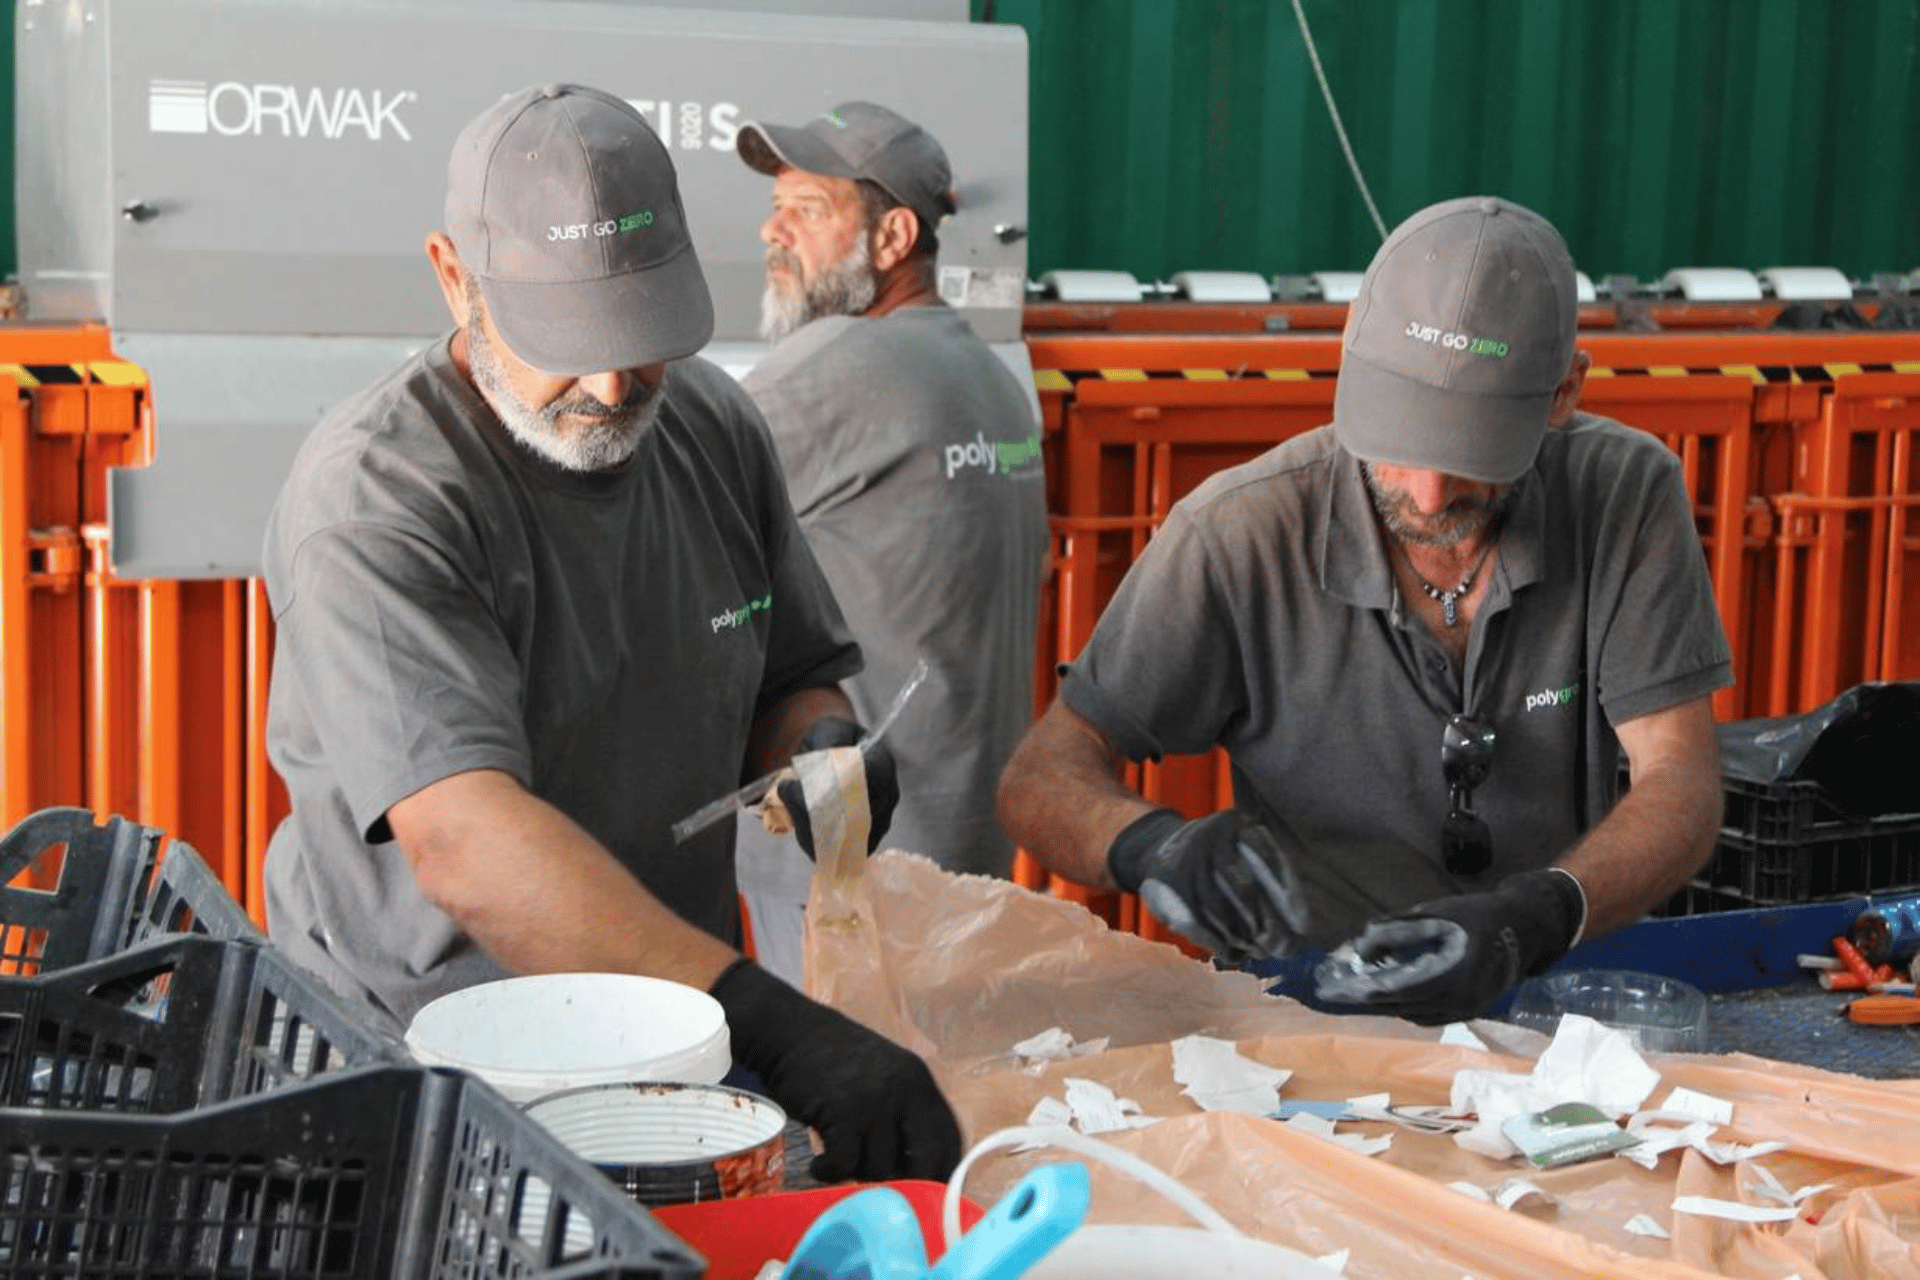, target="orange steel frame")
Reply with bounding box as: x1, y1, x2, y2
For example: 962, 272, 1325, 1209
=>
2, 325, 283, 921
6, 320, 1919, 940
